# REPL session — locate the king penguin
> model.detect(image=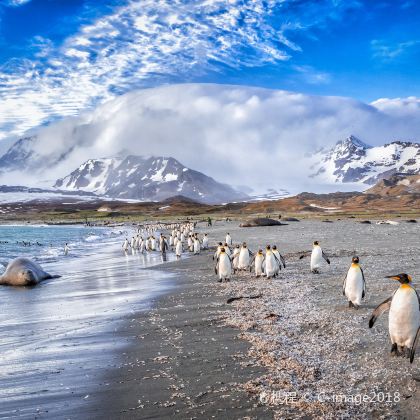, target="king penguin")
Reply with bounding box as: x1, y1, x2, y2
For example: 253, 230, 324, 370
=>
215, 247, 232, 282
310, 241, 330, 273
343, 256, 366, 309
369, 273, 420, 362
